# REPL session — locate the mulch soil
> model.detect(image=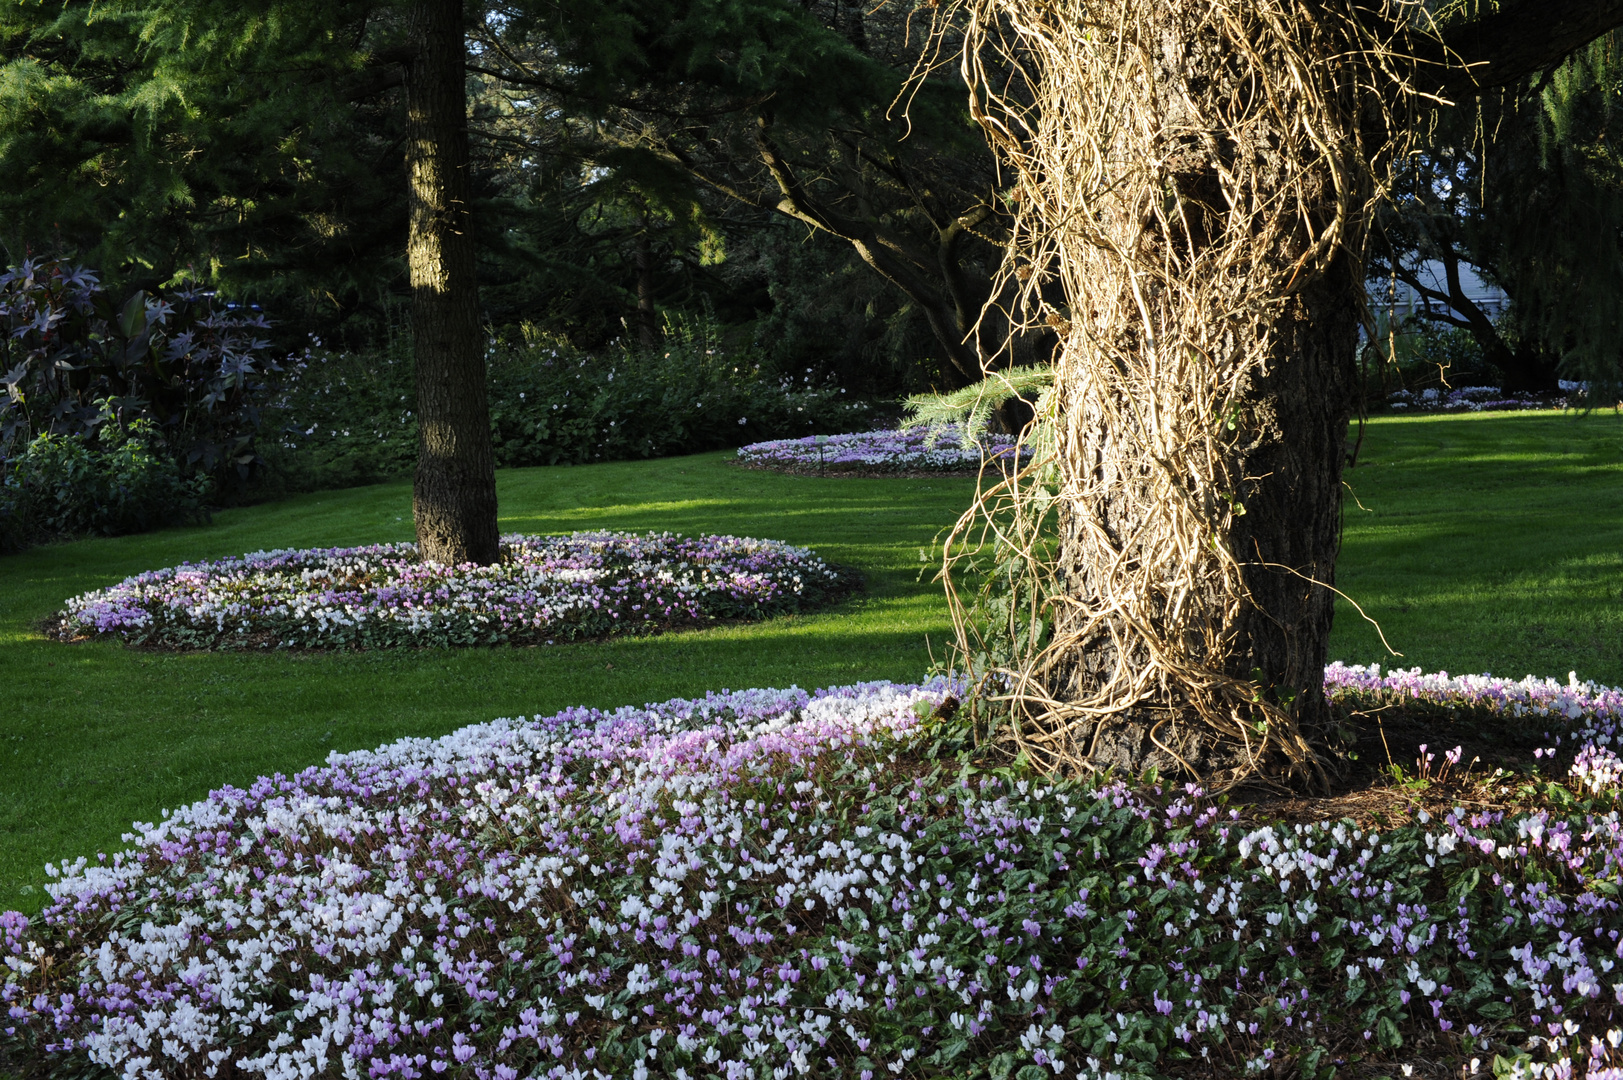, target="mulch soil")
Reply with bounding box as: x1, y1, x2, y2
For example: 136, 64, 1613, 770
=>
1239, 696, 1565, 830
